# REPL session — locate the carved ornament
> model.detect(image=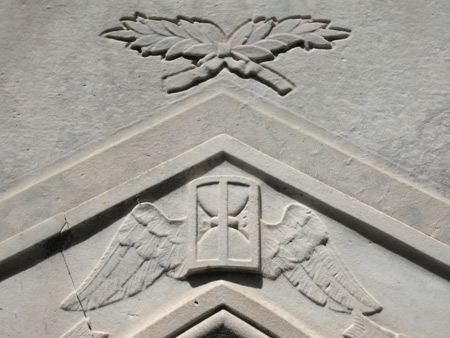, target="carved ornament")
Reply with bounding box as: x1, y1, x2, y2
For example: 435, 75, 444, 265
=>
103, 14, 350, 95
61, 175, 380, 317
